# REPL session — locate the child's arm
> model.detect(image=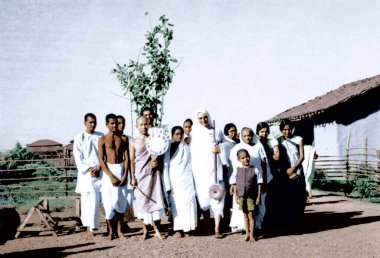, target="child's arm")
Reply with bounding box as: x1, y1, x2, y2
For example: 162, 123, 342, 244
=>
256, 184, 262, 205
231, 184, 239, 204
